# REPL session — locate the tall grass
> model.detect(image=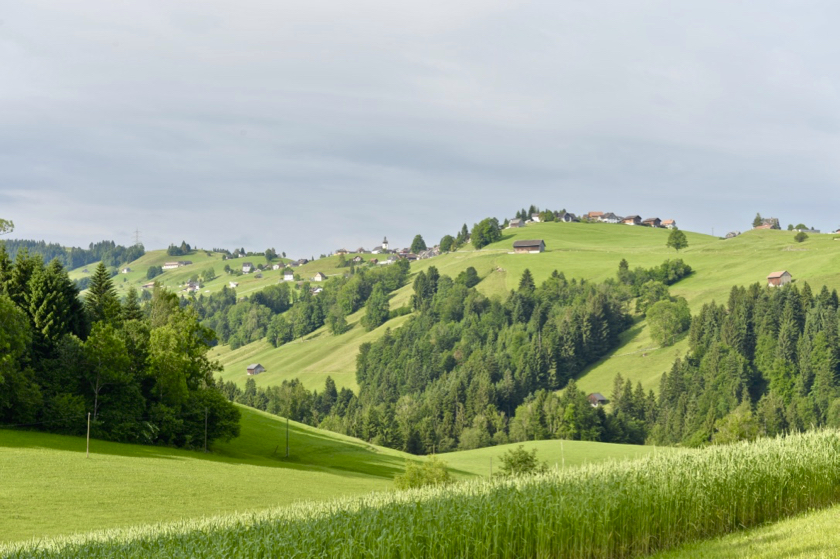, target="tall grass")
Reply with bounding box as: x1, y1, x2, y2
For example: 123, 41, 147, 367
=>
6, 431, 840, 558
